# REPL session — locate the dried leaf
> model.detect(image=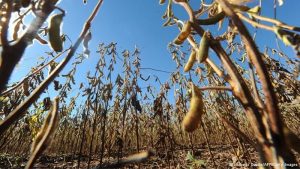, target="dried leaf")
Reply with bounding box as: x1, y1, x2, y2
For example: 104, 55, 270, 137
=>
83, 30, 92, 57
